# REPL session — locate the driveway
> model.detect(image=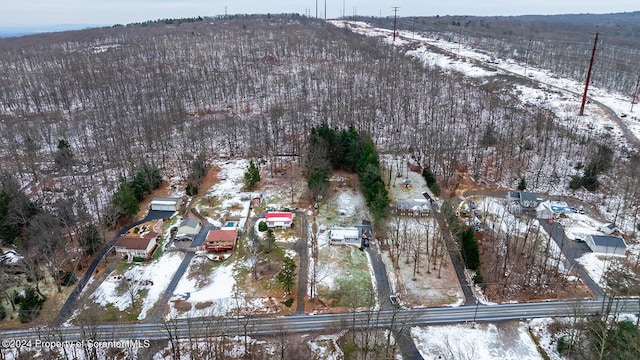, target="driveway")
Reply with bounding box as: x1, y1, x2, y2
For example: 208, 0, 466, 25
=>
53, 210, 176, 325
539, 220, 604, 298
